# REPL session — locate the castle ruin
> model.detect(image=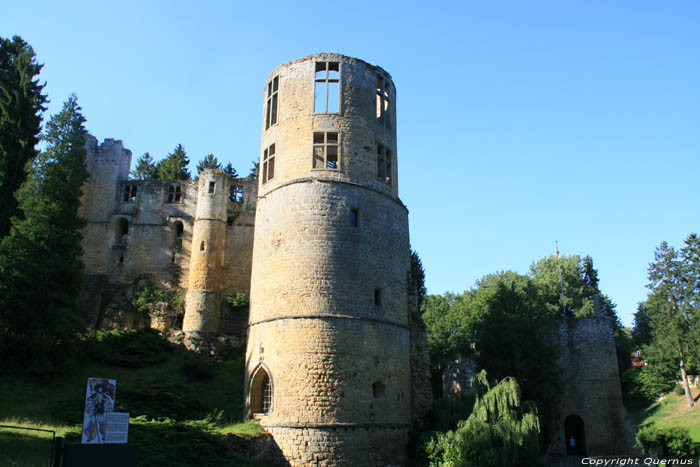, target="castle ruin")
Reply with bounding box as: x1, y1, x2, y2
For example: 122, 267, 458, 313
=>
79, 53, 431, 466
